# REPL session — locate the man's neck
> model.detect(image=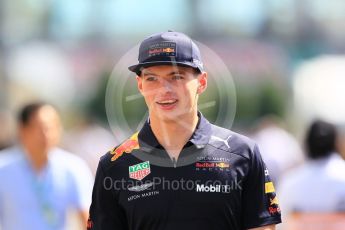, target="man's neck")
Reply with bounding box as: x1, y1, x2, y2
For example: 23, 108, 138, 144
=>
22, 145, 48, 173
150, 112, 199, 159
